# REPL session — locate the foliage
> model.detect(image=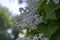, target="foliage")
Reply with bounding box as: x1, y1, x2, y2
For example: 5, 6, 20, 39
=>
27, 0, 60, 40
12, 26, 20, 40
0, 7, 14, 30
0, 6, 14, 40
